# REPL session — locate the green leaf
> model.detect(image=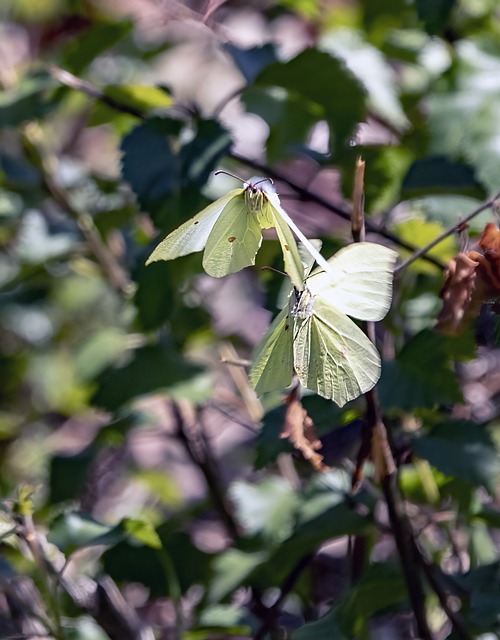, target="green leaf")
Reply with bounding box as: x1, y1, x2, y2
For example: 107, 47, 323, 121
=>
209, 549, 269, 603
254, 48, 366, 156
224, 43, 277, 84
0, 71, 56, 128
241, 86, 319, 162
413, 420, 500, 493
319, 29, 409, 131
92, 345, 209, 411
103, 529, 213, 597
123, 518, 162, 549
427, 40, 500, 192
379, 329, 475, 411
254, 404, 293, 469
62, 21, 133, 75
402, 156, 484, 199
393, 217, 456, 274
74, 328, 126, 381
121, 117, 231, 228
292, 605, 345, 639
416, 0, 456, 35
48, 511, 118, 554
229, 477, 299, 543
